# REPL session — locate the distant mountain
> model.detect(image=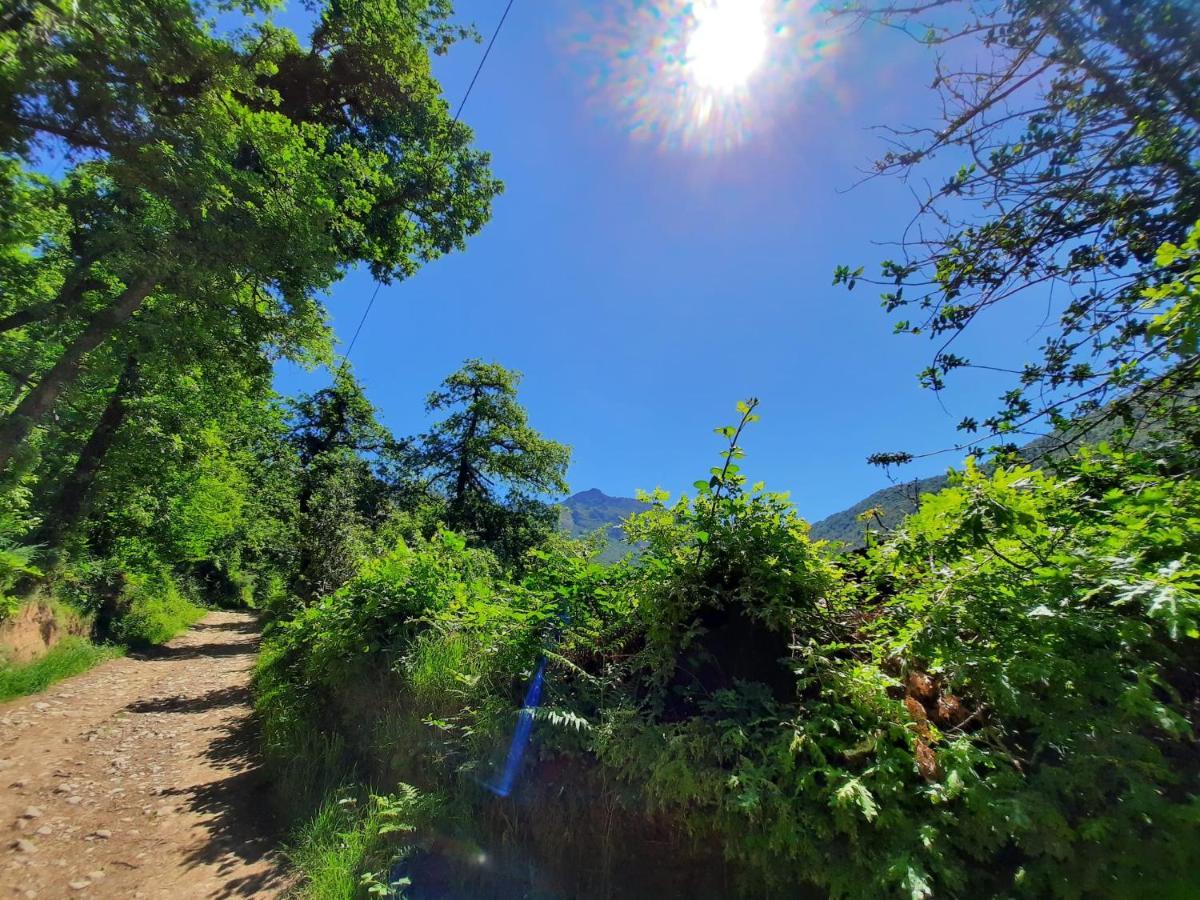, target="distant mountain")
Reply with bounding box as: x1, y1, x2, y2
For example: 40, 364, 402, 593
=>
808, 474, 948, 547
559, 405, 1176, 556
557, 488, 647, 560
809, 403, 1173, 548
